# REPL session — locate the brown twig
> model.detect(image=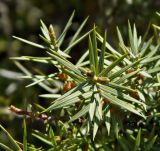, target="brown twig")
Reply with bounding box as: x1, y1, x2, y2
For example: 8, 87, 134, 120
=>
8, 105, 49, 122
